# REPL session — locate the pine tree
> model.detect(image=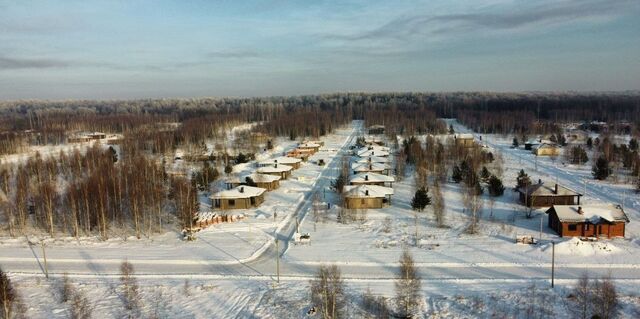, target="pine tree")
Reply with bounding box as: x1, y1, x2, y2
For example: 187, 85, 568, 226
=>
411, 187, 431, 212
592, 156, 611, 180
512, 137, 519, 147
516, 169, 532, 189
586, 137, 593, 149
224, 163, 233, 175
488, 175, 505, 196
451, 165, 462, 183
480, 166, 491, 183
448, 124, 455, 134
395, 249, 421, 318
